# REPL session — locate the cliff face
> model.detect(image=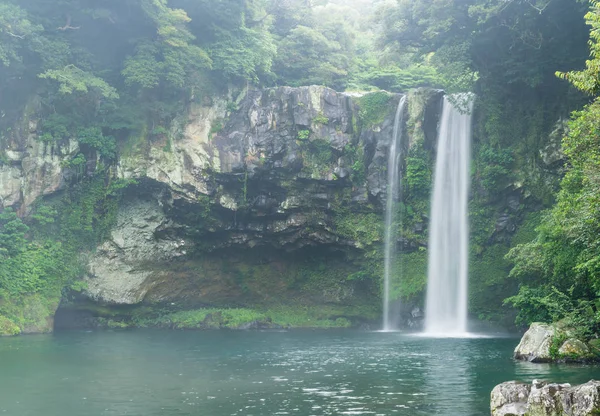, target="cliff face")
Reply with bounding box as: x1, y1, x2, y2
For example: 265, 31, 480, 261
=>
0, 86, 444, 330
